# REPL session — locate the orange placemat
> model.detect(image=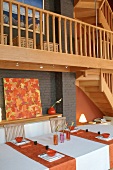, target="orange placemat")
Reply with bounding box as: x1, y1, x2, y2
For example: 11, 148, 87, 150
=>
71, 130, 113, 168
6, 141, 76, 170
